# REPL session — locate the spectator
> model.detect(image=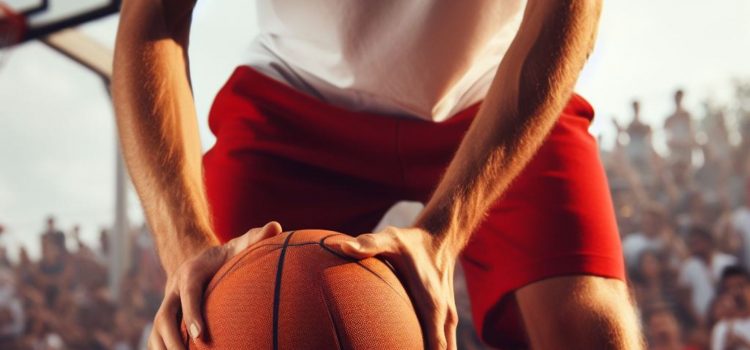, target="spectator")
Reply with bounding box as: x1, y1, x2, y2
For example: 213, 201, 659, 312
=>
678, 226, 737, 324
98, 228, 110, 264
0, 224, 8, 266
665, 89, 697, 165
644, 304, 698, 350
41, 216, 64, 245
626, 100, 655, 177
0, 268, 25, 349
631, 250, 685, 318
732, 184, 750, 269
623, 204, 672, 267
703, 107, 732, 168
711, 266, 750, 350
